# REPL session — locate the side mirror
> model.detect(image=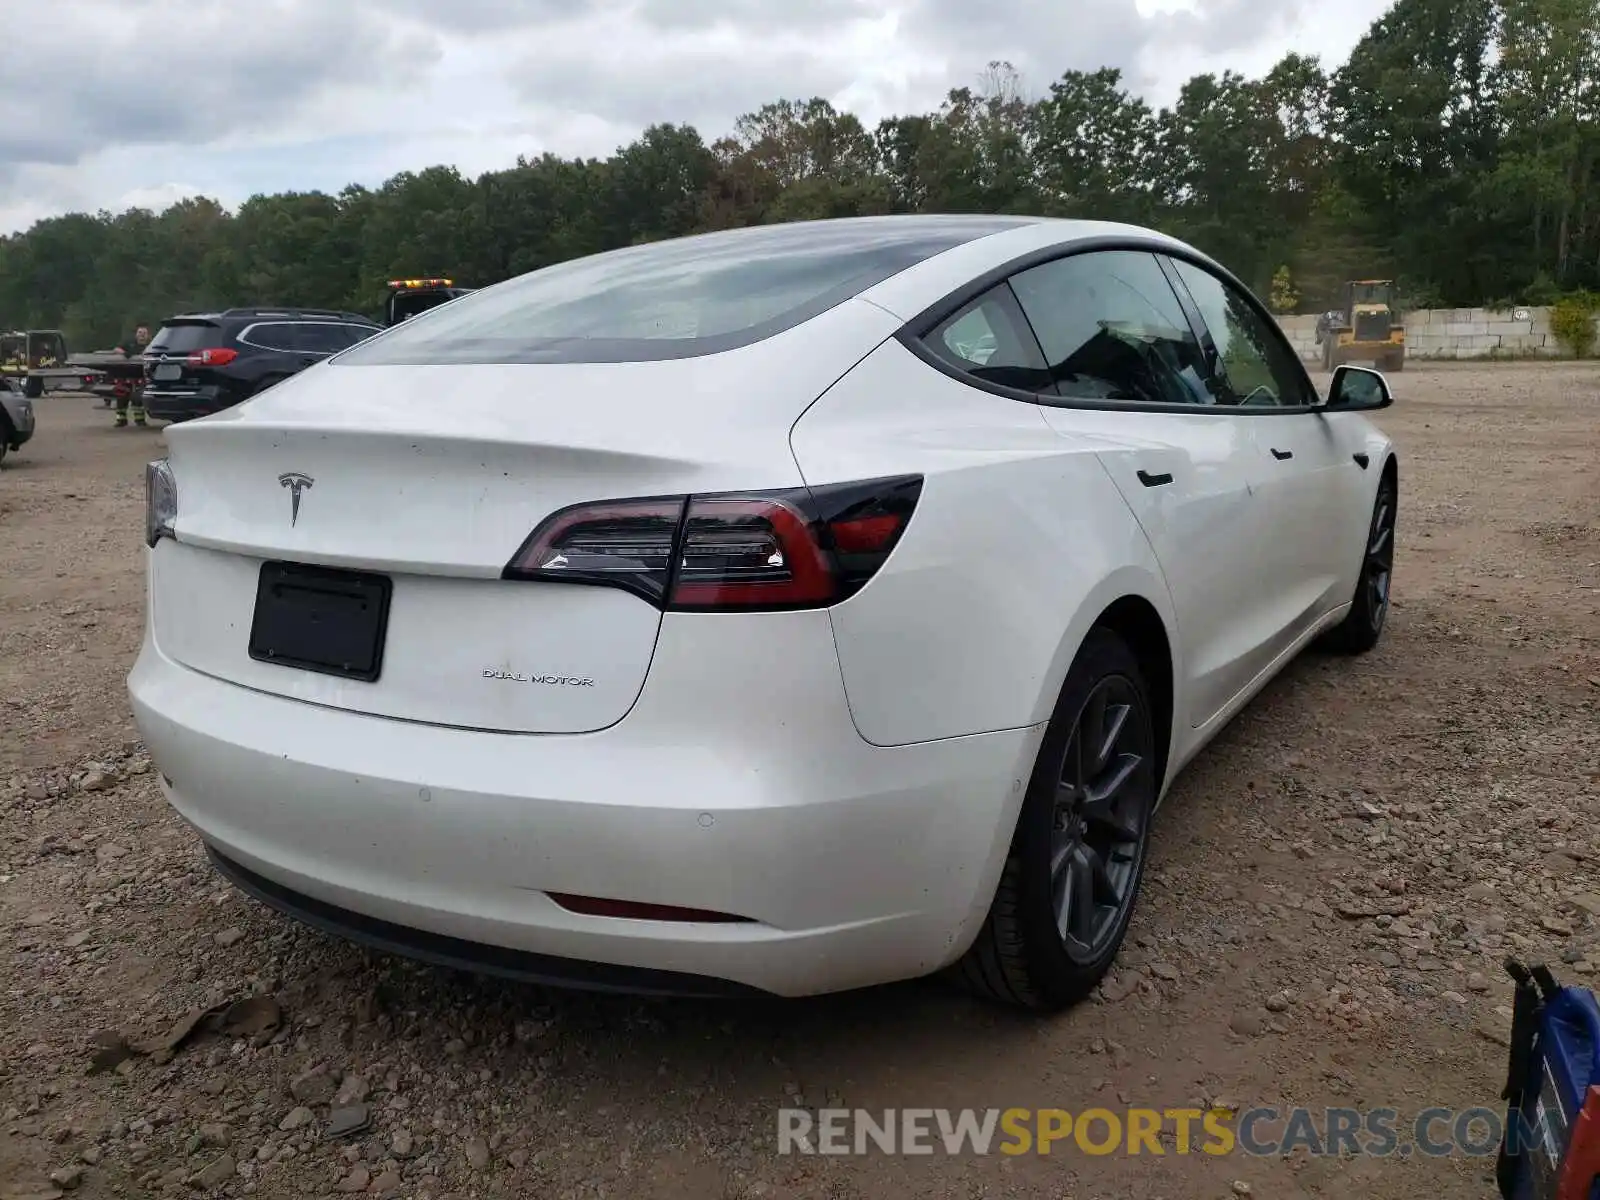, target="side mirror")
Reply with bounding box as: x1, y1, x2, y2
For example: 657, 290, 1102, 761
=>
1326, 365, 1393, 411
